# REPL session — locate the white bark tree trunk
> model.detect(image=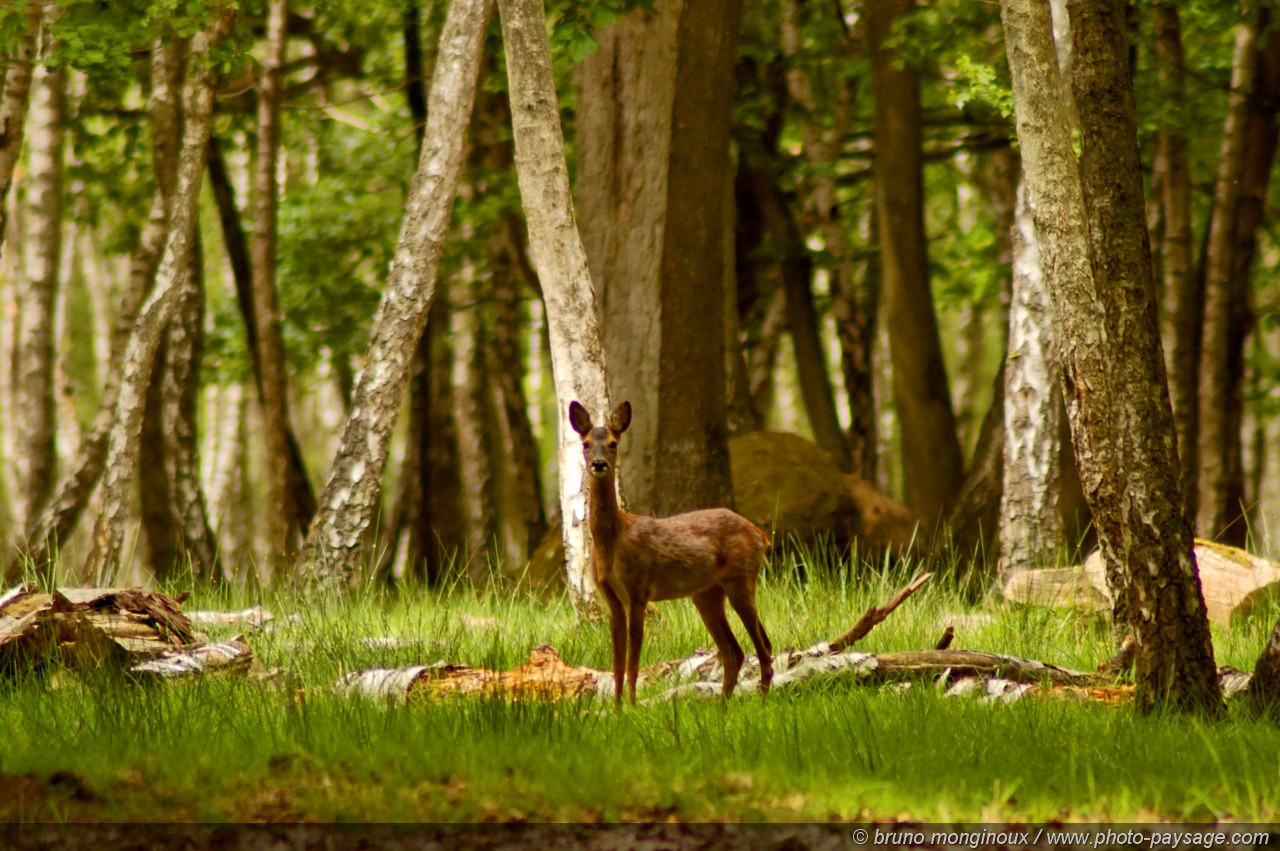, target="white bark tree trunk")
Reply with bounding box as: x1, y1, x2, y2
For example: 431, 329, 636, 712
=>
298, 0, 492, 589
83, 10, 233, 582
999, 181, 1062, 575
13, 37, 63, 529
499, 0, 613, 613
